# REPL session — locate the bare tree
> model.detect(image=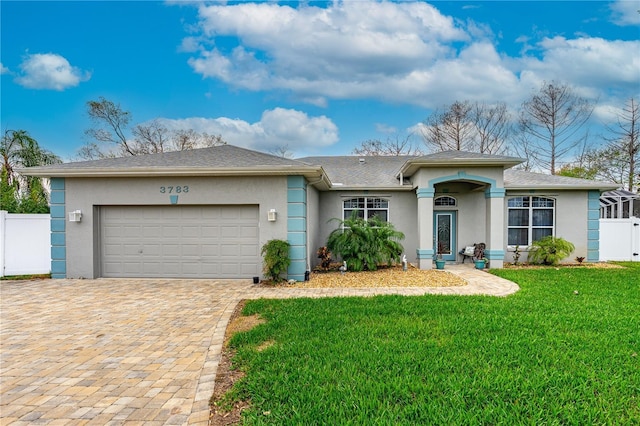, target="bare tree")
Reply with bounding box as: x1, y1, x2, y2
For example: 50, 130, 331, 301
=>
352, 134, 424, 156
472, 102, 511, 154
421, 101, 474, 152
85, 97, 134, 156
602, 97, 639, 191
420, 101, 511, 155
131, 120, 171, 154
80, 97, 226, 160
171, 129, 225, 152
518, 81, 594, 174
270, 145, 294, 158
